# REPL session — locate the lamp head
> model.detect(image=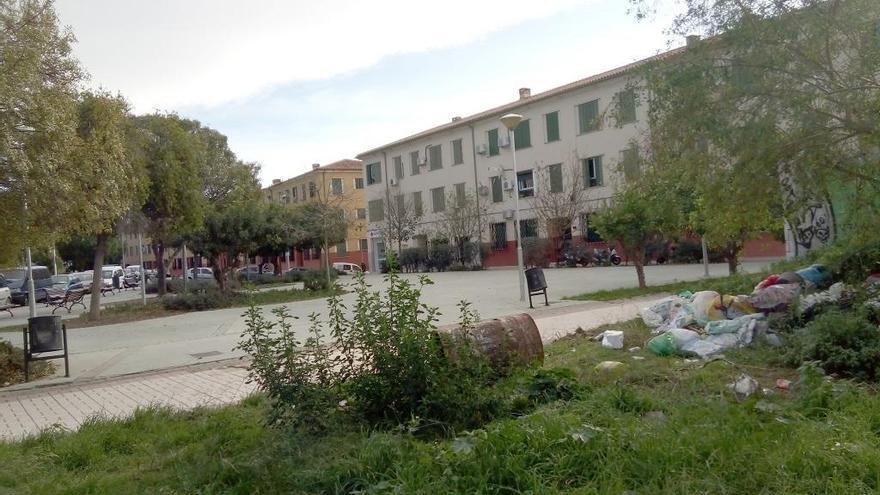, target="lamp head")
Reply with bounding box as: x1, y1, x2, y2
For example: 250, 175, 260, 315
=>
500, 113, 524, 130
